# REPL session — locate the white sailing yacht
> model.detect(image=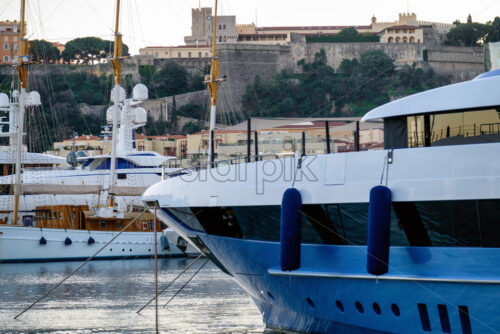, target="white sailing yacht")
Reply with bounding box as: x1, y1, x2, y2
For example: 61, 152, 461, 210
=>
0, 0, 196, 262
